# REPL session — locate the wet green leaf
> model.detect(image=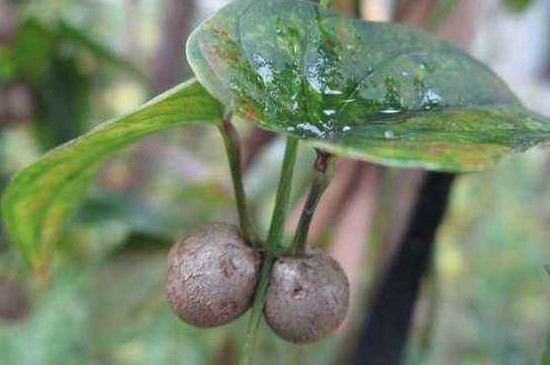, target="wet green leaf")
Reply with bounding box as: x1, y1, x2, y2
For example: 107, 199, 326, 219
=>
1, 79, 222, 270
187, 0, 550, 171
